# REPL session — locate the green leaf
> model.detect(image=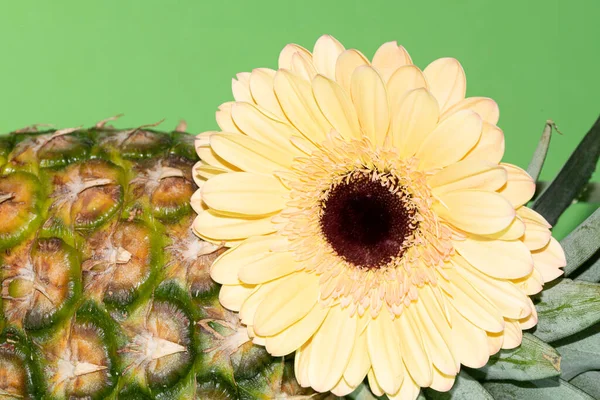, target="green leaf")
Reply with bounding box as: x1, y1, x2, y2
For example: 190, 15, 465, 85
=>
471, 333, 560, 381
533, 181, 600, 202
570, 371, 600, 398
424, 371, 493, 400
484, 378, 594, 400
347, 383, 383, 400
554, 325, 600, 380
534, 279, 600, 342
562, 207, 600, 276
573, 251, 600, 282
531, 115, 600, 226
527, 120, 556, 181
